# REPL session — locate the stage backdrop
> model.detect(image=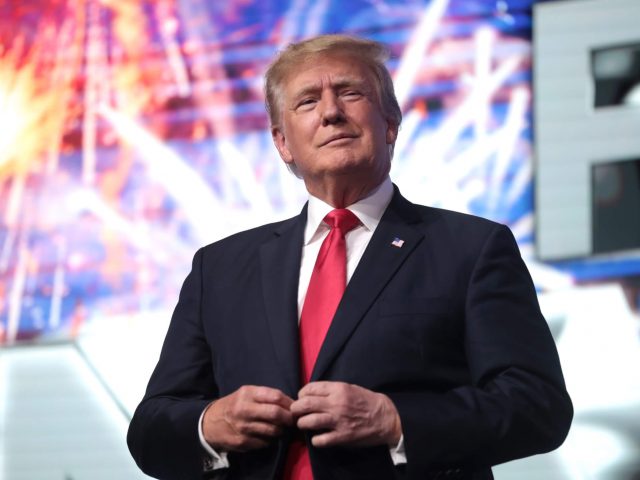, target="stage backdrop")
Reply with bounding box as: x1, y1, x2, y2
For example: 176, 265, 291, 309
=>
0, 0, 568, 346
